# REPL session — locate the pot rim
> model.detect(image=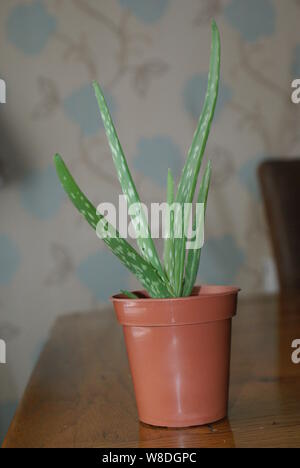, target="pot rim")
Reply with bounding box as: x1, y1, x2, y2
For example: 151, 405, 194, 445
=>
112, 285, 240, 327
111, 284, 240, 303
